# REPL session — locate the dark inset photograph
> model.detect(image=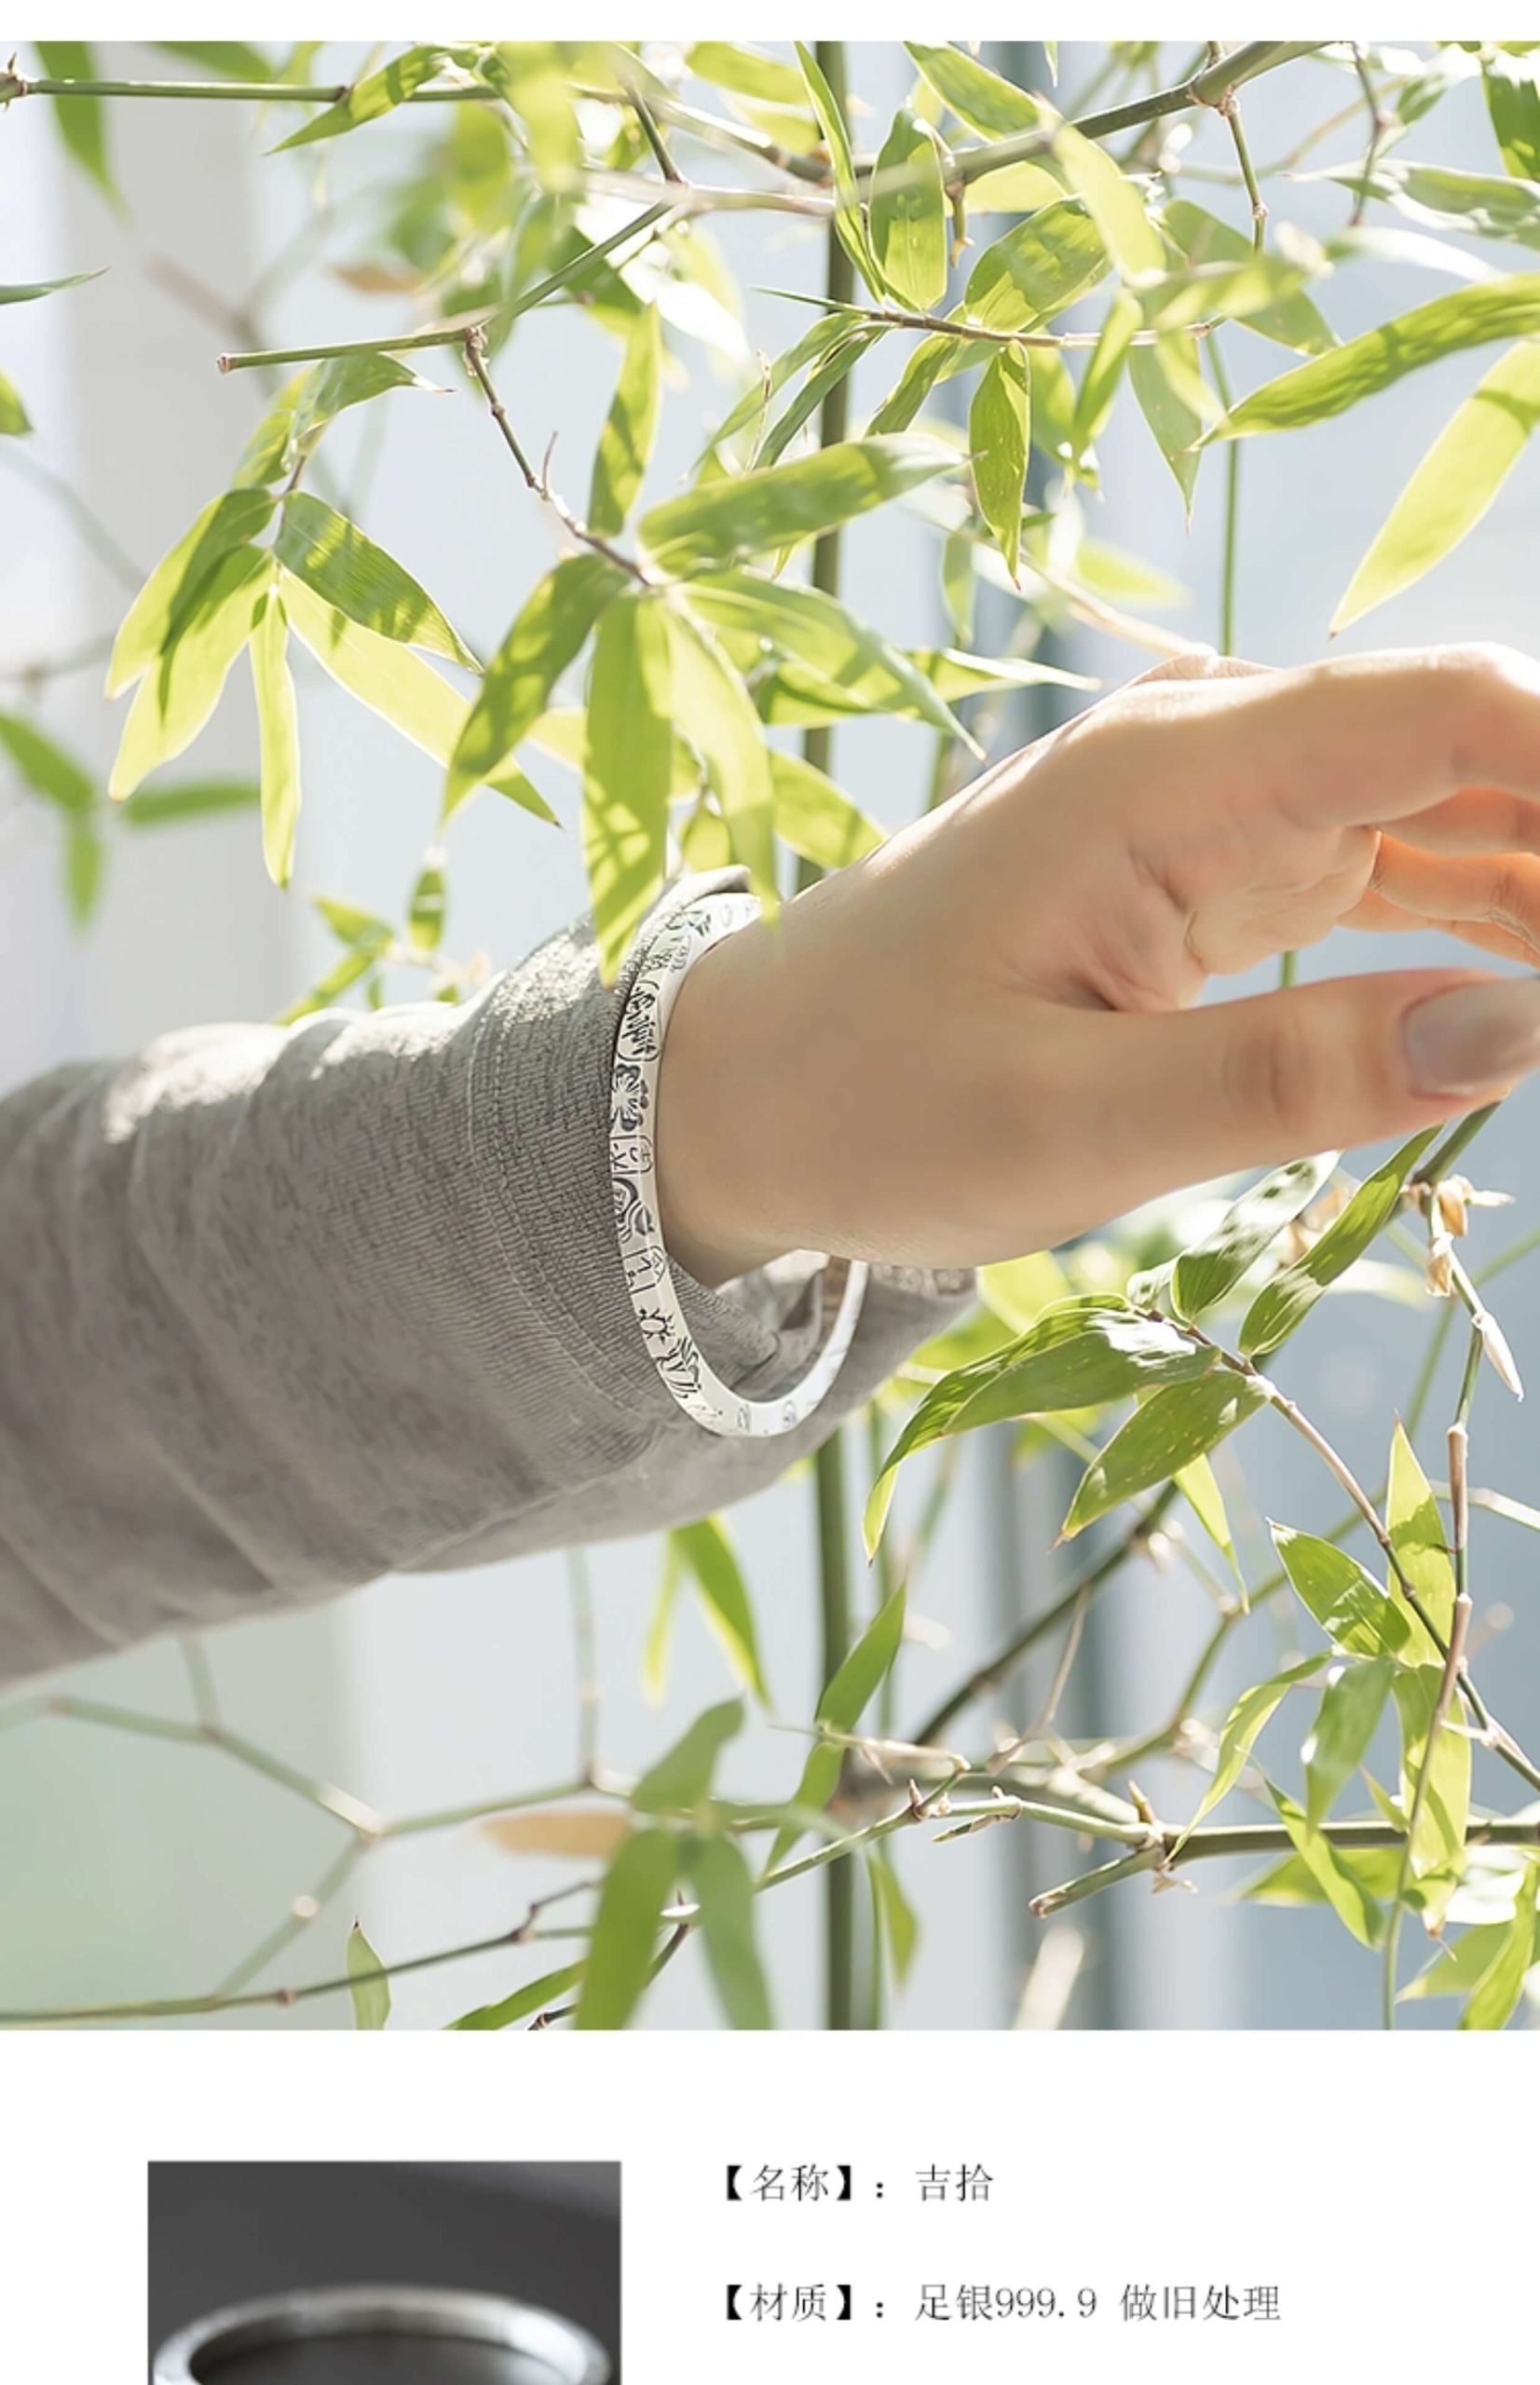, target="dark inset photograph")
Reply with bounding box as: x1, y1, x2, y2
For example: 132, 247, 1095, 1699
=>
148, 2163, 618, 2384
